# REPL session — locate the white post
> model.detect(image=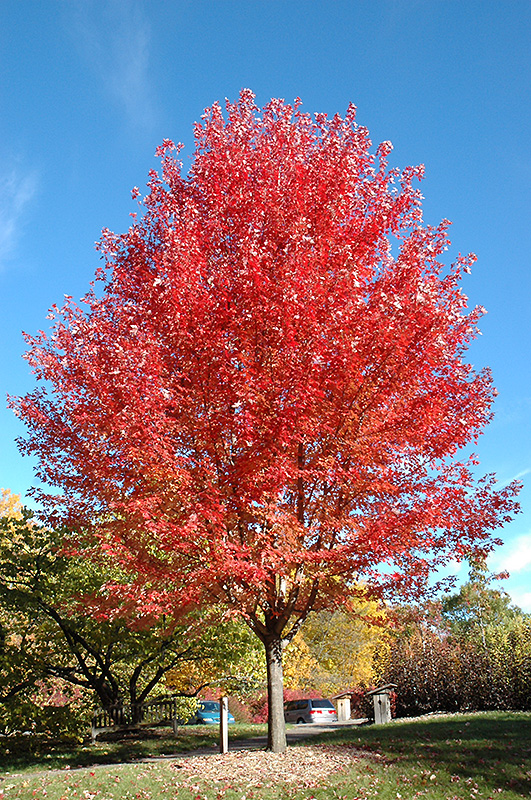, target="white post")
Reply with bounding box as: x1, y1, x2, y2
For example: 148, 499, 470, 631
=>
219, 695, 229, 754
